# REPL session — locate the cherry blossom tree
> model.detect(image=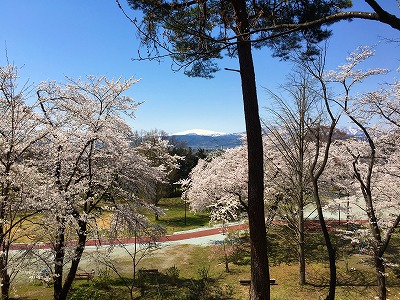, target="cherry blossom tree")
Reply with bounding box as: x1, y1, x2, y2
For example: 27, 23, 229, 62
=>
326, 46, 400, 300
182, 144, 280, 276
133, 129, 182, 219
183, 147, 248, 222
183, 144, 280, 224
330, 133, 400, 300
0, 64, 51, 300
357, 72, 400, 129
36, 75, 167, 300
